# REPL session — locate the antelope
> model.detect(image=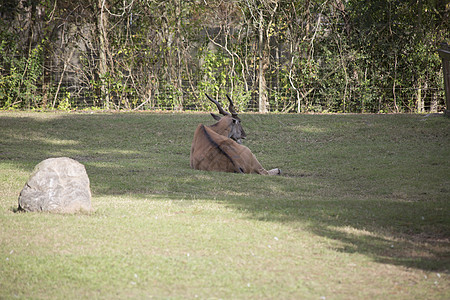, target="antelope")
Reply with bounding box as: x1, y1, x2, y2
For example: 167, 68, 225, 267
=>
190, 94, 281, 175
